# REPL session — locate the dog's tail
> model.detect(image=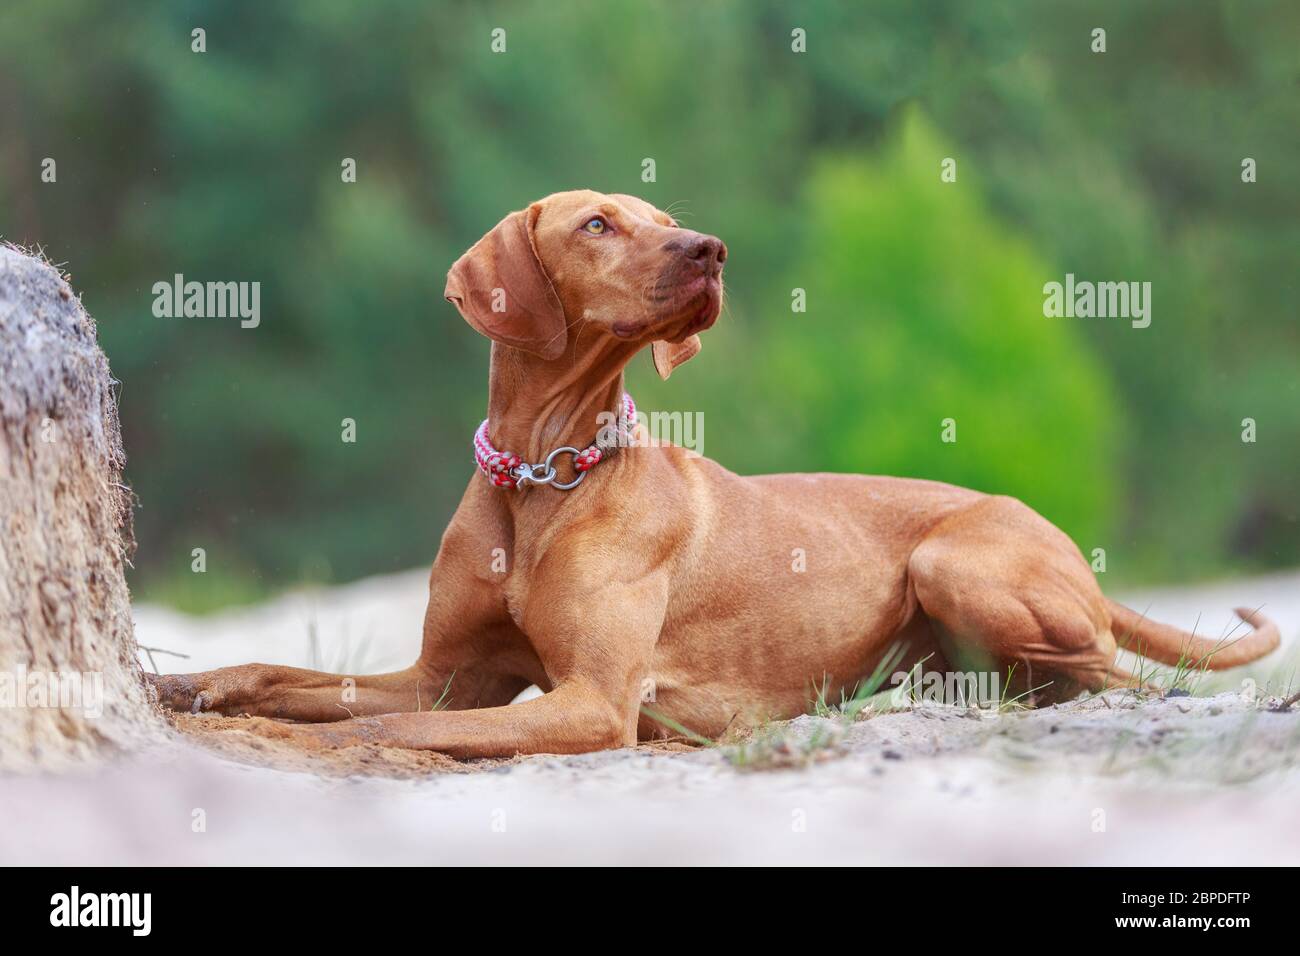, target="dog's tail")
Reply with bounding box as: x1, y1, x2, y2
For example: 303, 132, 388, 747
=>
1107, 600, 1280, 670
